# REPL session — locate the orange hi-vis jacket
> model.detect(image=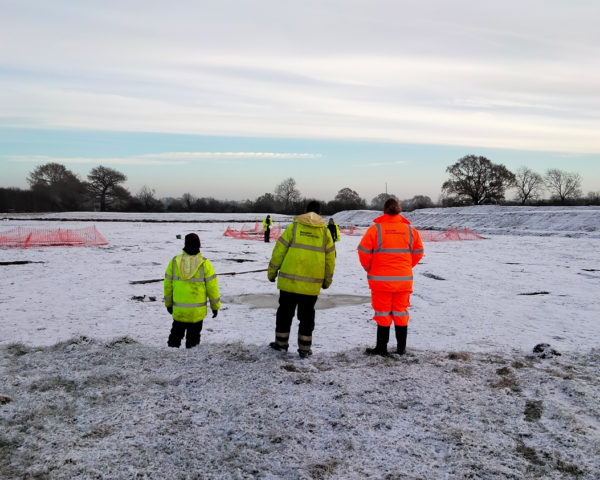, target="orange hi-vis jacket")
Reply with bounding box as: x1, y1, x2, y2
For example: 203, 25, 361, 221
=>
357, 214, 424, 292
